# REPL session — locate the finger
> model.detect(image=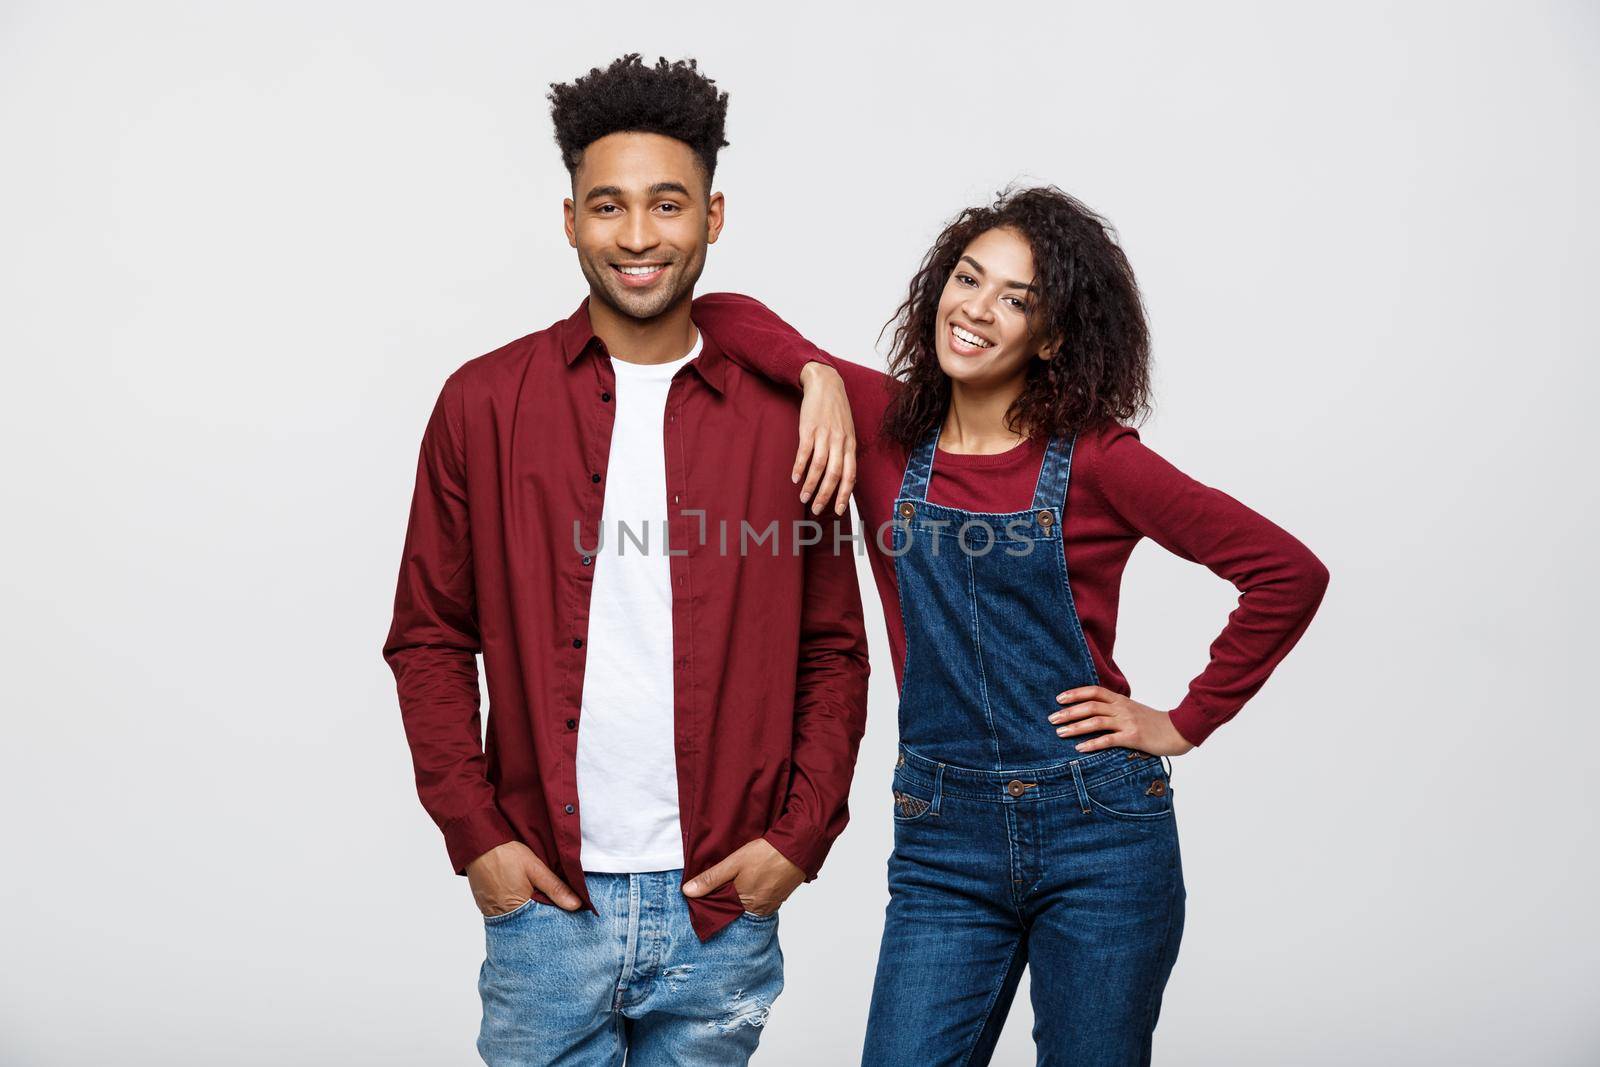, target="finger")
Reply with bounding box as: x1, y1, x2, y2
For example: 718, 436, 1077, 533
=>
798, 446, 828, 505
683, 857, 739, 898
1057, 715, 1112, 738
792, 425, 816, 485
1056, 685, 1111, 704
1072, 729, 1137, 753
835, 446, 858, 515
1049, 701, 1111, 725
811, 441, 844, 515
526, 857, 582, 911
